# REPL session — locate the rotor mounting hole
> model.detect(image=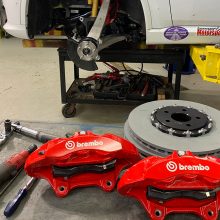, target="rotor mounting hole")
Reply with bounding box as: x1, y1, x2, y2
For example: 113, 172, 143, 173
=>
164, 111, 169, 113
171, 113, 191, 122
196, 116, 201, 119
208, 210, 214, 216
155, 210, 162, 217
166, 120, 170, 122
182, 109, 187, 112
186, 124, 191, 127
